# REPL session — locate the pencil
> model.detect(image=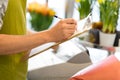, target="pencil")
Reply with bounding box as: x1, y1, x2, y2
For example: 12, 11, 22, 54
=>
54, 15, 62, 19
